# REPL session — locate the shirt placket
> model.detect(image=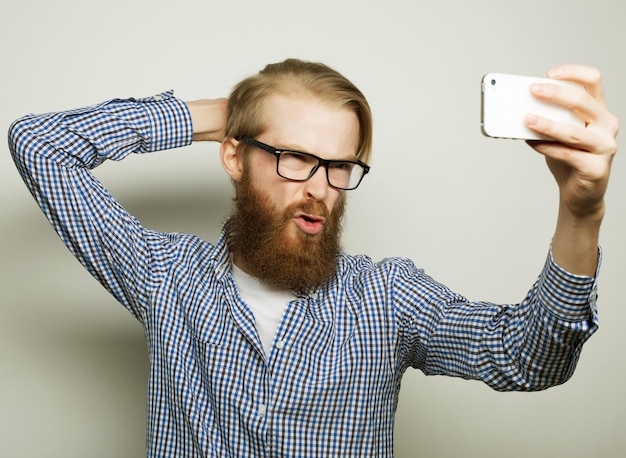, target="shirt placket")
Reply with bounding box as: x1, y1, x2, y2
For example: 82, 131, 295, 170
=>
222, 281, 274, 455
264, 292, 322, 456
